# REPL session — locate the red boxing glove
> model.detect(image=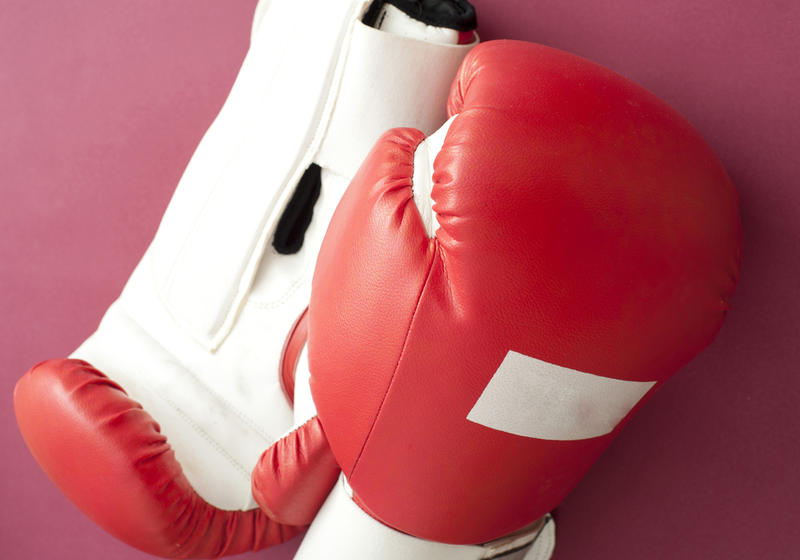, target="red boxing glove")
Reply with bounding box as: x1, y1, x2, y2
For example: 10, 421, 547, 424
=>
304, 39, 741, 548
